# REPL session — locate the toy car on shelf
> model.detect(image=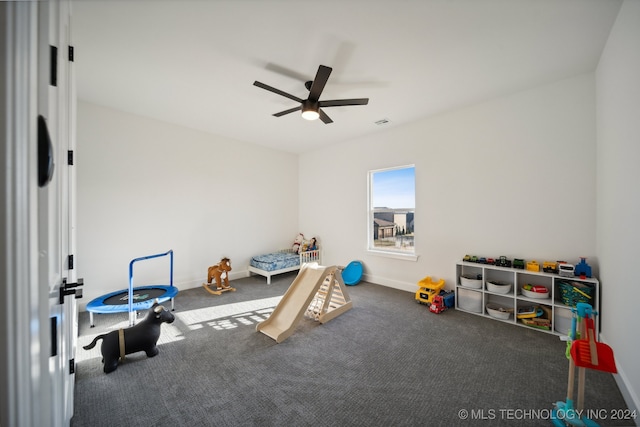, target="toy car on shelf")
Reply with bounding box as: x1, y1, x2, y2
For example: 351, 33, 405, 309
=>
558, 262, 575, 277
526, 260, 539, 272
495, 256, 512, 268
513, 259, 525, 269
543, 261, 558, 274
